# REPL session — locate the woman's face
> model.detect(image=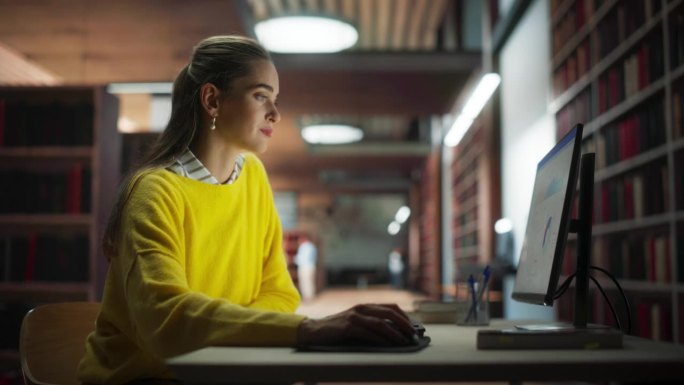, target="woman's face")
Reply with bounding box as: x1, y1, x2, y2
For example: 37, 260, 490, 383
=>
215, 59, 281, 154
